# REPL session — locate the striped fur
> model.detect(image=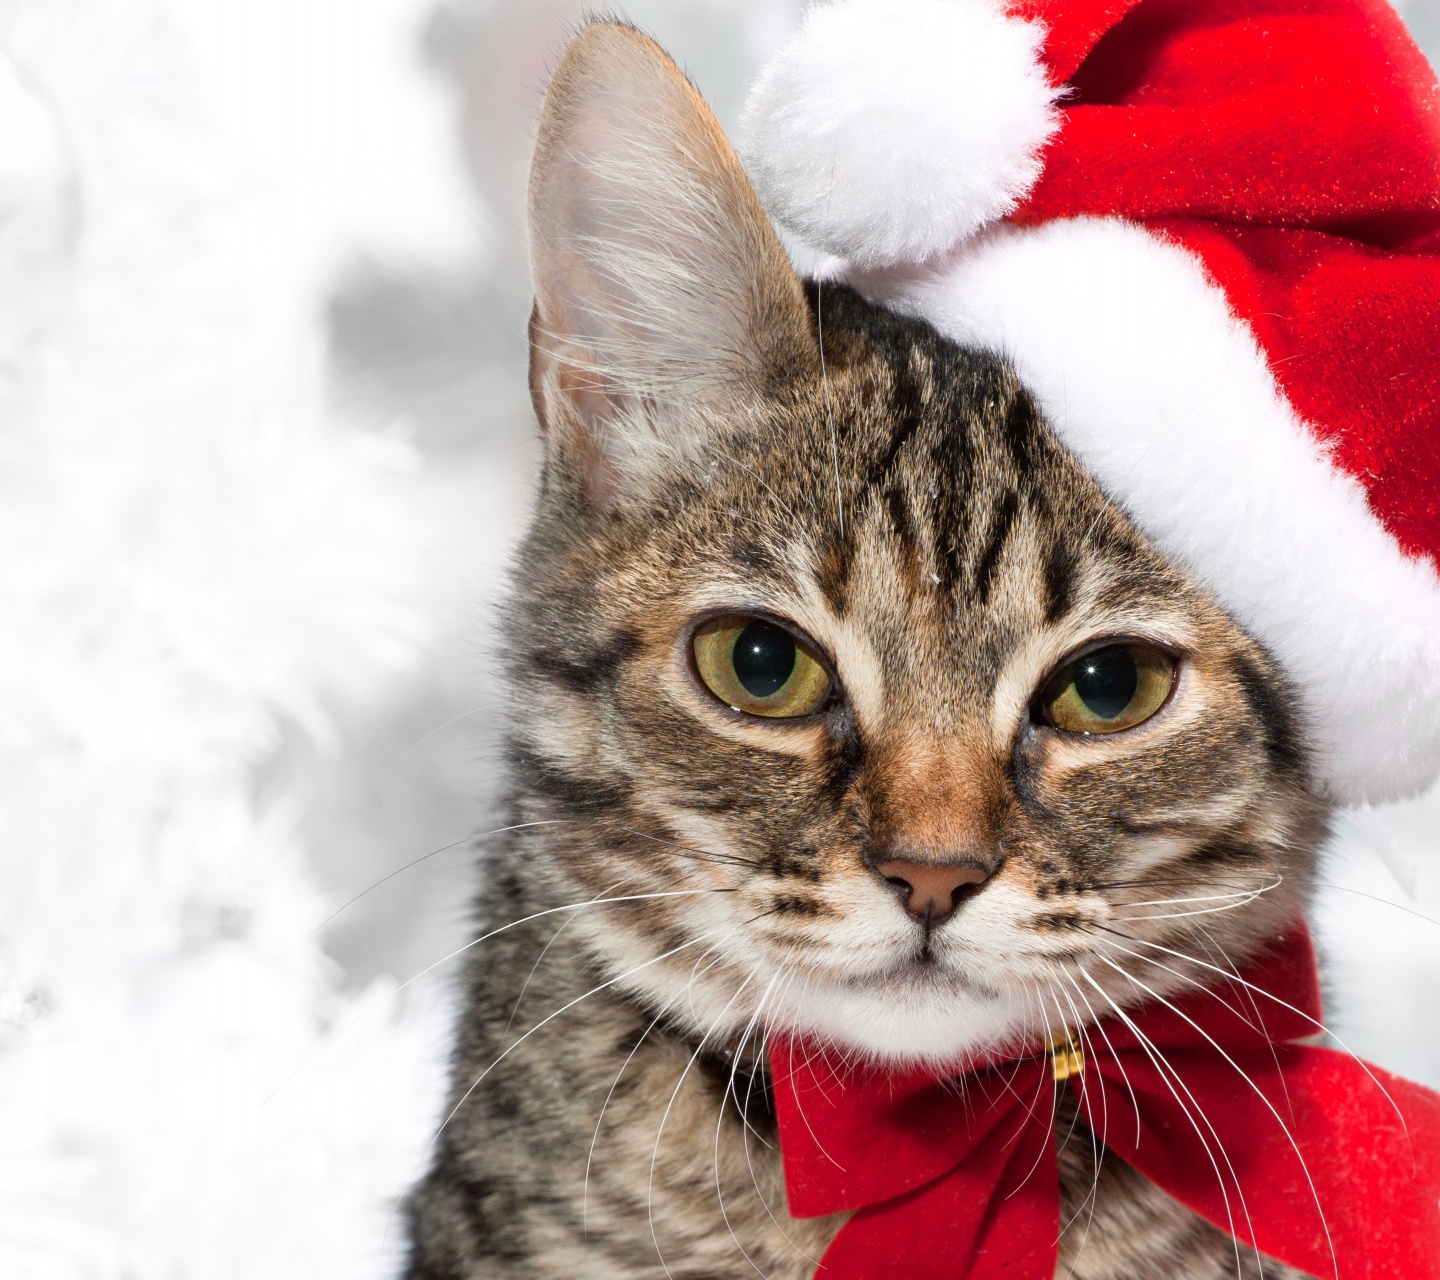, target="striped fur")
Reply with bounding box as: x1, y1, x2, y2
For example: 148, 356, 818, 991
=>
405, 22, 1325, 1280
